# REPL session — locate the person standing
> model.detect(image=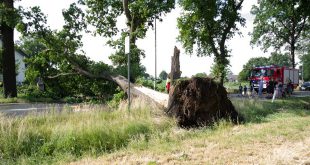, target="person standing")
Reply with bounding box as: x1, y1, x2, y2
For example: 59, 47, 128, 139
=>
243, 85, 247, 97
277, 81, 283, 98
166, 75, 171, 93
250, 82, 255, 97
258, 76, 264, 97
286, 78, 292, 97
239, 84, 243, 97
267, 77, 275, 98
